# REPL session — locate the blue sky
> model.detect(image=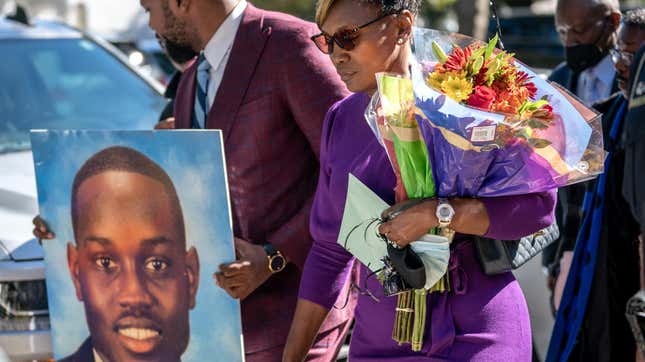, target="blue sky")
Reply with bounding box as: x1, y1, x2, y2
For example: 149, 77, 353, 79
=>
30, 130, 243, 361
